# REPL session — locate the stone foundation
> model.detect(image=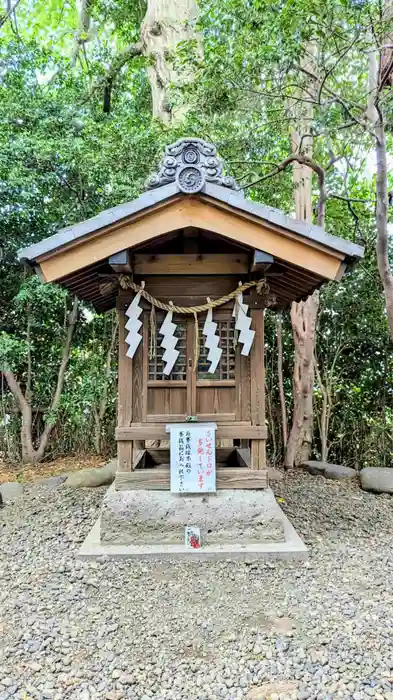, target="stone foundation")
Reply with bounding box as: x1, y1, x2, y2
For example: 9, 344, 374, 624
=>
100, 488, 285, 546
